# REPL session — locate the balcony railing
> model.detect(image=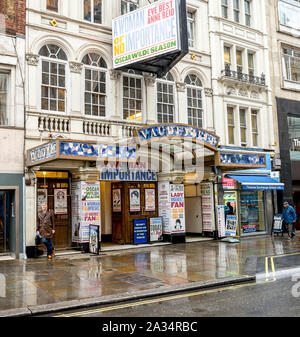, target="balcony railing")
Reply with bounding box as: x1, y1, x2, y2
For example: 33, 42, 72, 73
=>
222, 64, 266, 86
